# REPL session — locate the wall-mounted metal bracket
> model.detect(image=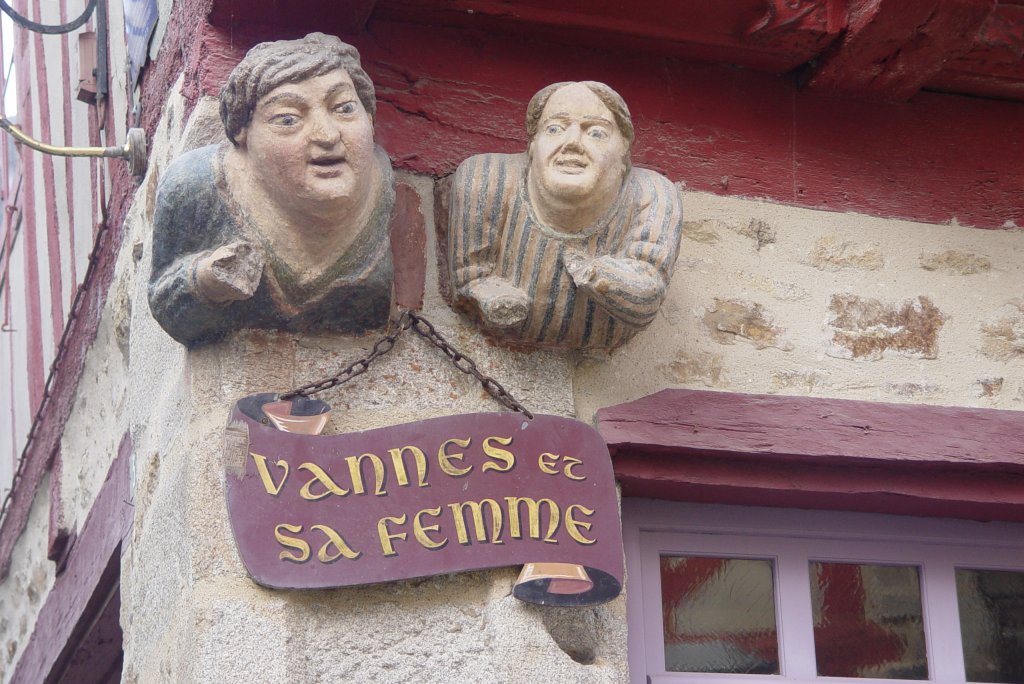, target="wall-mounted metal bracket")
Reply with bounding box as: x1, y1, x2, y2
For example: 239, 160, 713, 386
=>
0, 117, 147, 177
